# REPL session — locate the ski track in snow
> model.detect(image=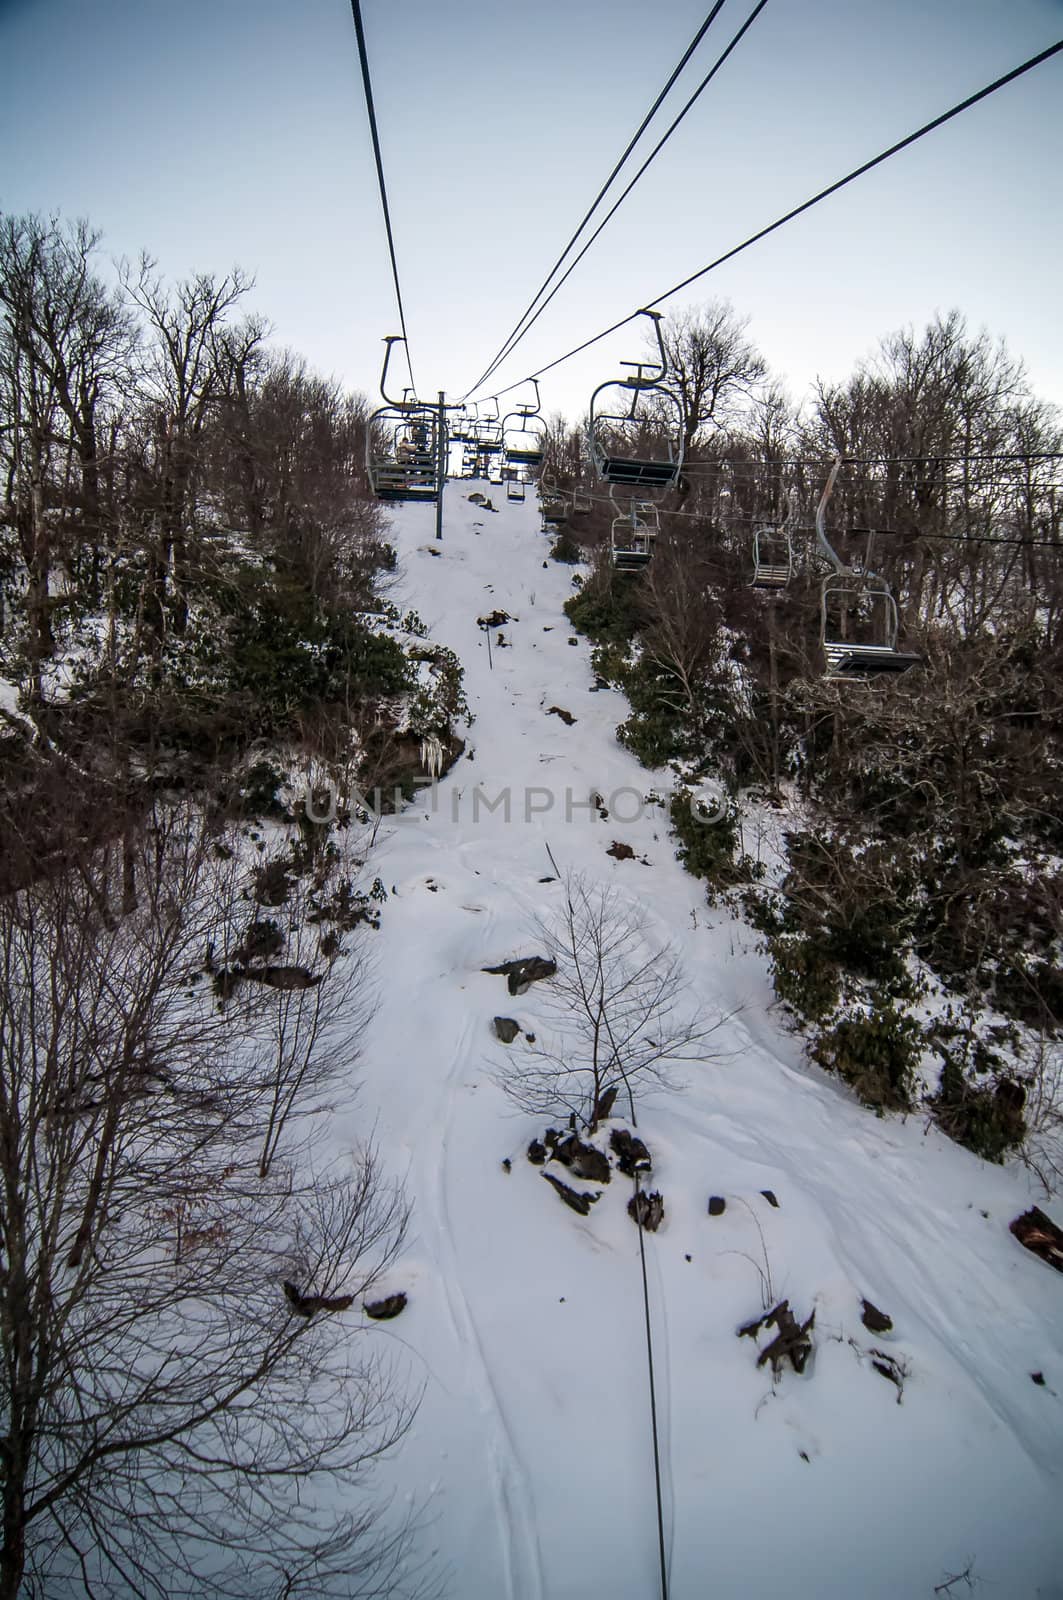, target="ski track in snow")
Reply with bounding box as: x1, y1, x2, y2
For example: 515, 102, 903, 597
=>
425, 995, 545, 1600
350, 484, 1063, 1600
